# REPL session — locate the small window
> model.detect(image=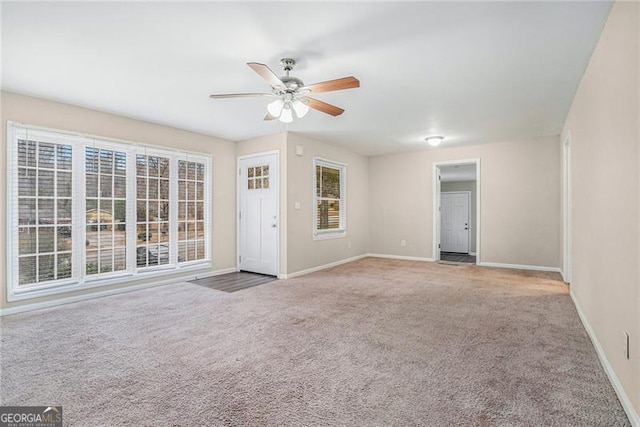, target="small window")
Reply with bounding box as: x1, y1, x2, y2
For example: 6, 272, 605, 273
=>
313, 158, 346, 239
